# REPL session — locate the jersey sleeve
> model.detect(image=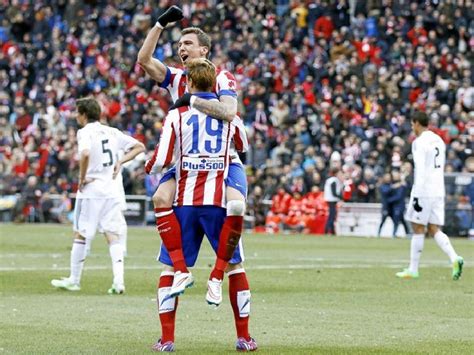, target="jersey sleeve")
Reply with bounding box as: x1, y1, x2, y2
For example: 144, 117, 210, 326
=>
158, 66, 184, 102
231, 117, 249, 153
216, 70, 237, 98
153, 110, 178, 170
77, 128, 91, 155
116, 130, 140, 152
411, 139, 427, 197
